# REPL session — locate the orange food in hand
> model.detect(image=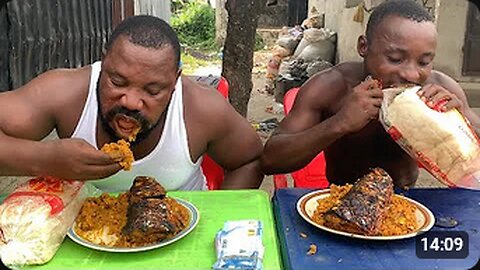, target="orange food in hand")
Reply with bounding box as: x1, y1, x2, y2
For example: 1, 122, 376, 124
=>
101, 140, 134, 170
